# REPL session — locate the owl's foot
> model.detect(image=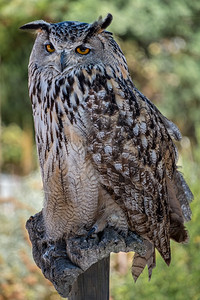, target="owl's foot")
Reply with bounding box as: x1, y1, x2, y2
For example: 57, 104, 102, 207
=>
87, 225, 98, 237
87, 217, 108, 237
87, 213, 128, 238
76, 226, 98, 238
